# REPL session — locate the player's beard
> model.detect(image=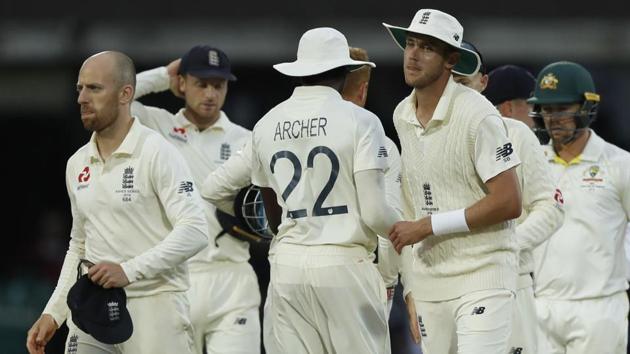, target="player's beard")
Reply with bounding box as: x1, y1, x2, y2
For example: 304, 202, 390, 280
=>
81, 103, 119, 133
404, 65, 443, 90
